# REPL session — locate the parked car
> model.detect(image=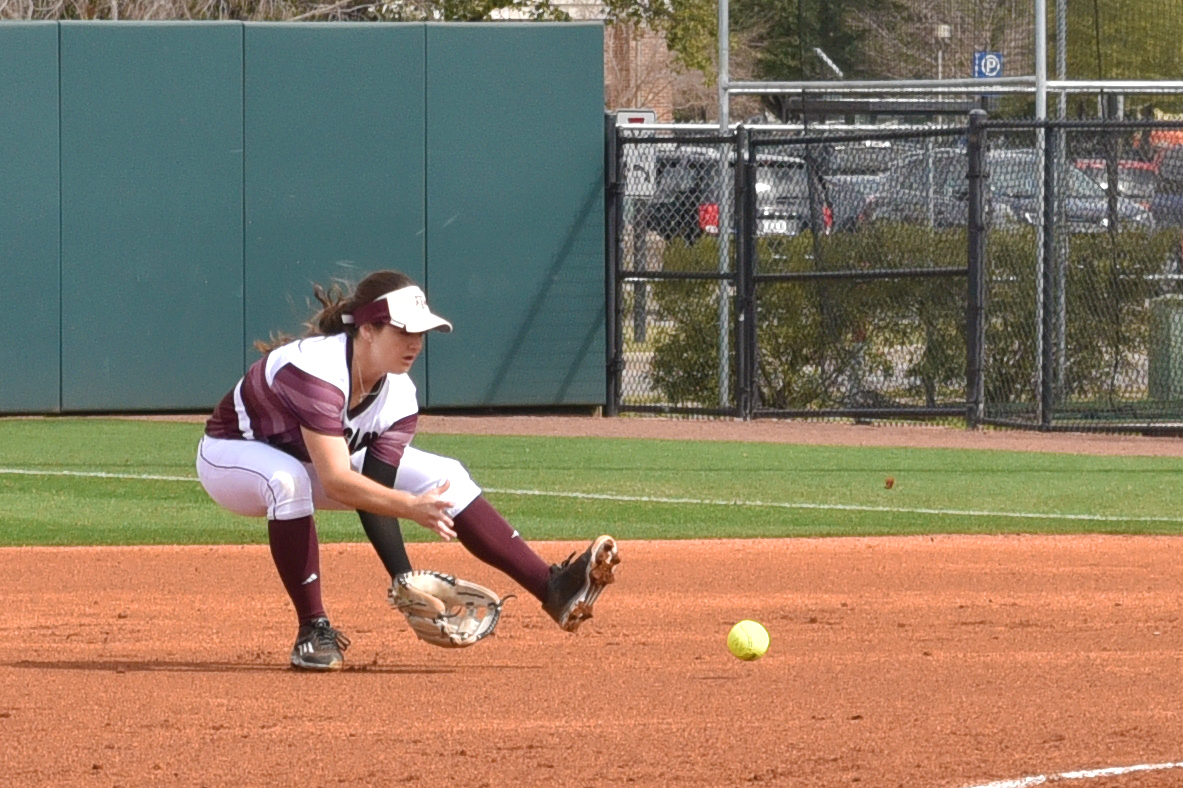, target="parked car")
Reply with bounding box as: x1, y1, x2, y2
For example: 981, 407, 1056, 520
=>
1073, 158, 1158, 208
764, 138, 919, 229
1074, 149, 1183, 228
636, 145, 853, 242
815, 138, 918, 201
860, 148, 1155, 232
